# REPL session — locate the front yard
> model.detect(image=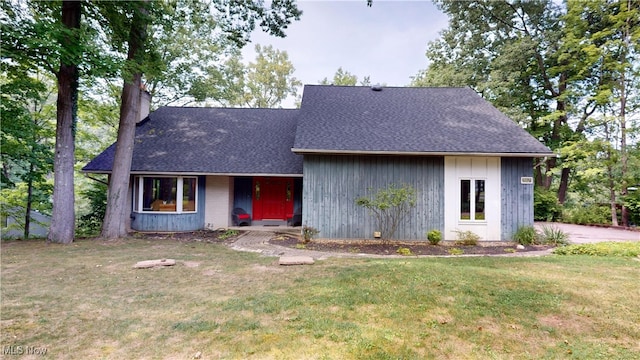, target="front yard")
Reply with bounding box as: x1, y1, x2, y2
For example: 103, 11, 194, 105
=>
1, 237, 639, 359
